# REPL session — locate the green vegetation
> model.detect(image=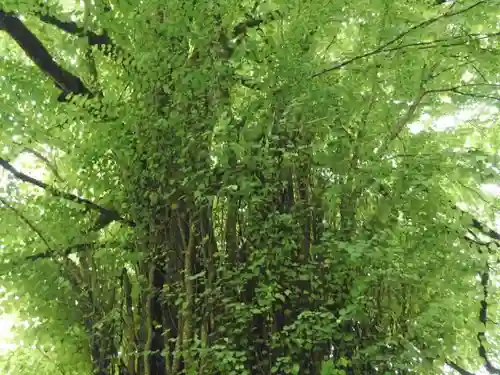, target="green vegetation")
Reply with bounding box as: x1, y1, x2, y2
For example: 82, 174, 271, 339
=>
0, 0, 499, 374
